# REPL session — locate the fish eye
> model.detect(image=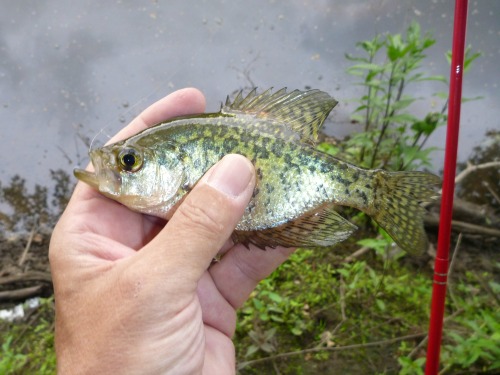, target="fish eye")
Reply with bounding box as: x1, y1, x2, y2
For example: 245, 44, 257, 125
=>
118, 148, 143, 172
